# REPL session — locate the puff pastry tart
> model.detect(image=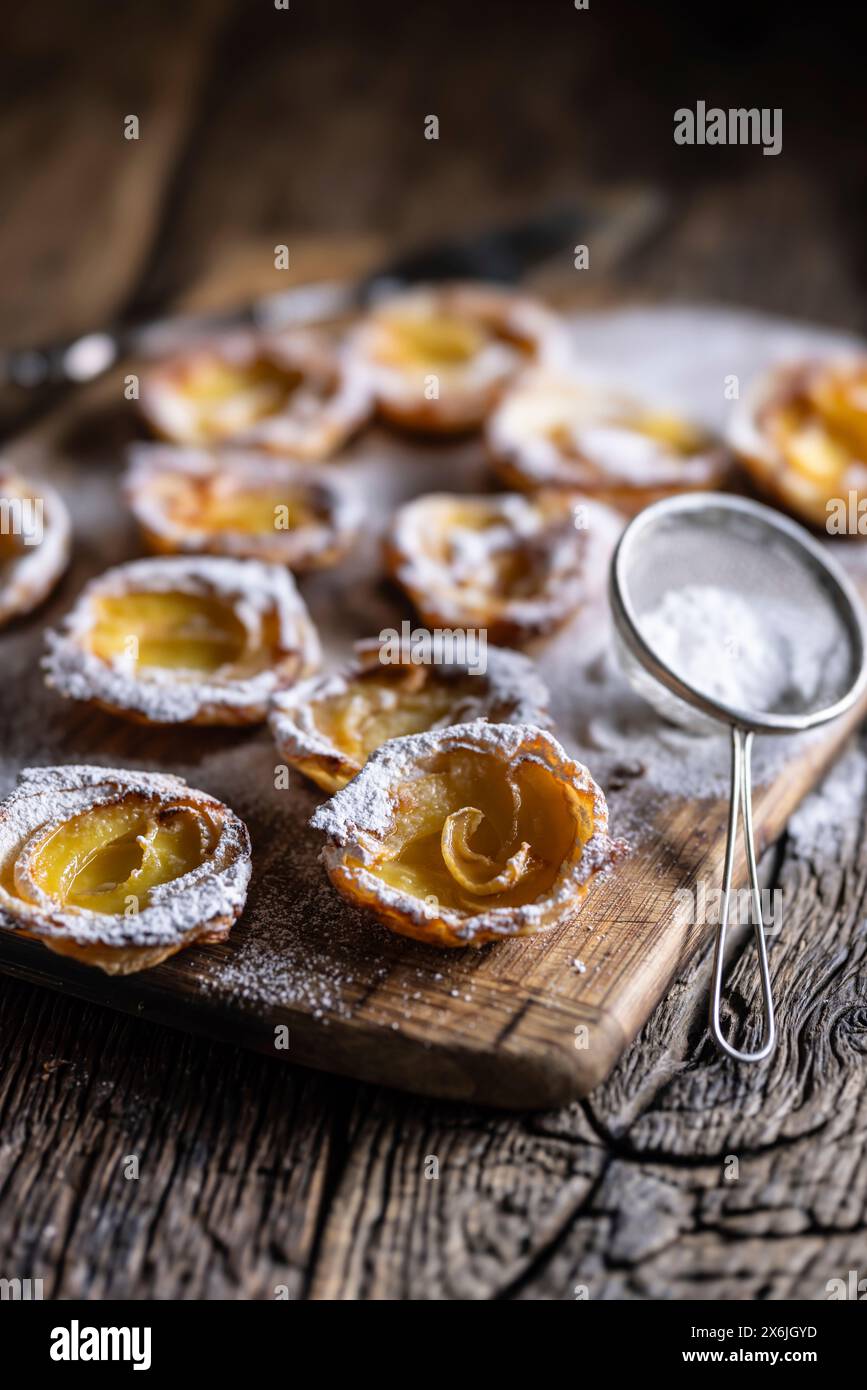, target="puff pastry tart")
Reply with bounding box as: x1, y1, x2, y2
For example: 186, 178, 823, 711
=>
310, 721, 617, 948
0, 765, 250, 975
270, 639, 551, 793
125, 445, 359, 571
139, 330, 371, 459
384, 490, 606, 646
43, 555, 320, 725
350, 283, 565, 433
729, 356, 867, 529
488, 369, 728, 511
0, 469, 71, 627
